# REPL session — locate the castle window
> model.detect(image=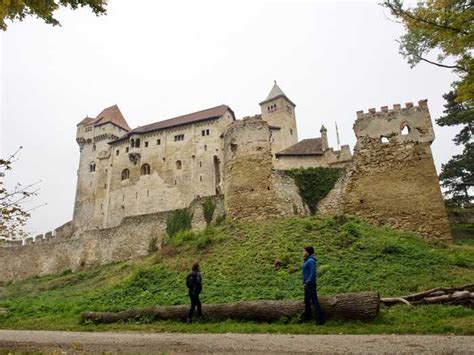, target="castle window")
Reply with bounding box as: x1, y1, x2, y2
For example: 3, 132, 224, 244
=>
121, 169, 130, 180
145, 141, 149, 147
116, 150, 119, 156
201, 129, 210, 136
176, 160, 182, 170
85, 126, 92, 132
141, 163, 151, 175
131, 139, 135, 148
204, 145, 207, 151
89, 162, 96, 172
199, 175, 203, 182
401, 124, 410, 136
174, 134, 184, 142
199, 161, 202, 168
135, 139, 141, 148
104, 183, 107, 189
381, 136, 389, 144
126, 147, 129, 153
92, 144, 96, 152
157, 139, 161, 145
290, 128, 293, 135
